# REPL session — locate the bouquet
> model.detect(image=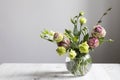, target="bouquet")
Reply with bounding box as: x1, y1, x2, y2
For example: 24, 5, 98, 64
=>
40, 8, 113, 76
